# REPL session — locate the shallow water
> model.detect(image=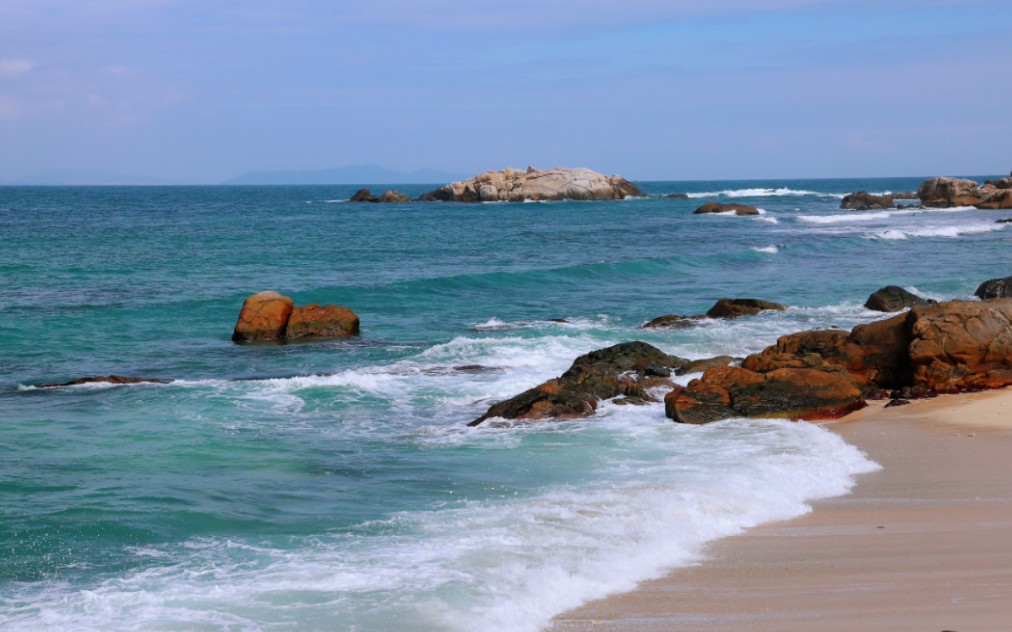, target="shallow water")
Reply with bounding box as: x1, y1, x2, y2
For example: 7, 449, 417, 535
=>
1, 177, 1006, 630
